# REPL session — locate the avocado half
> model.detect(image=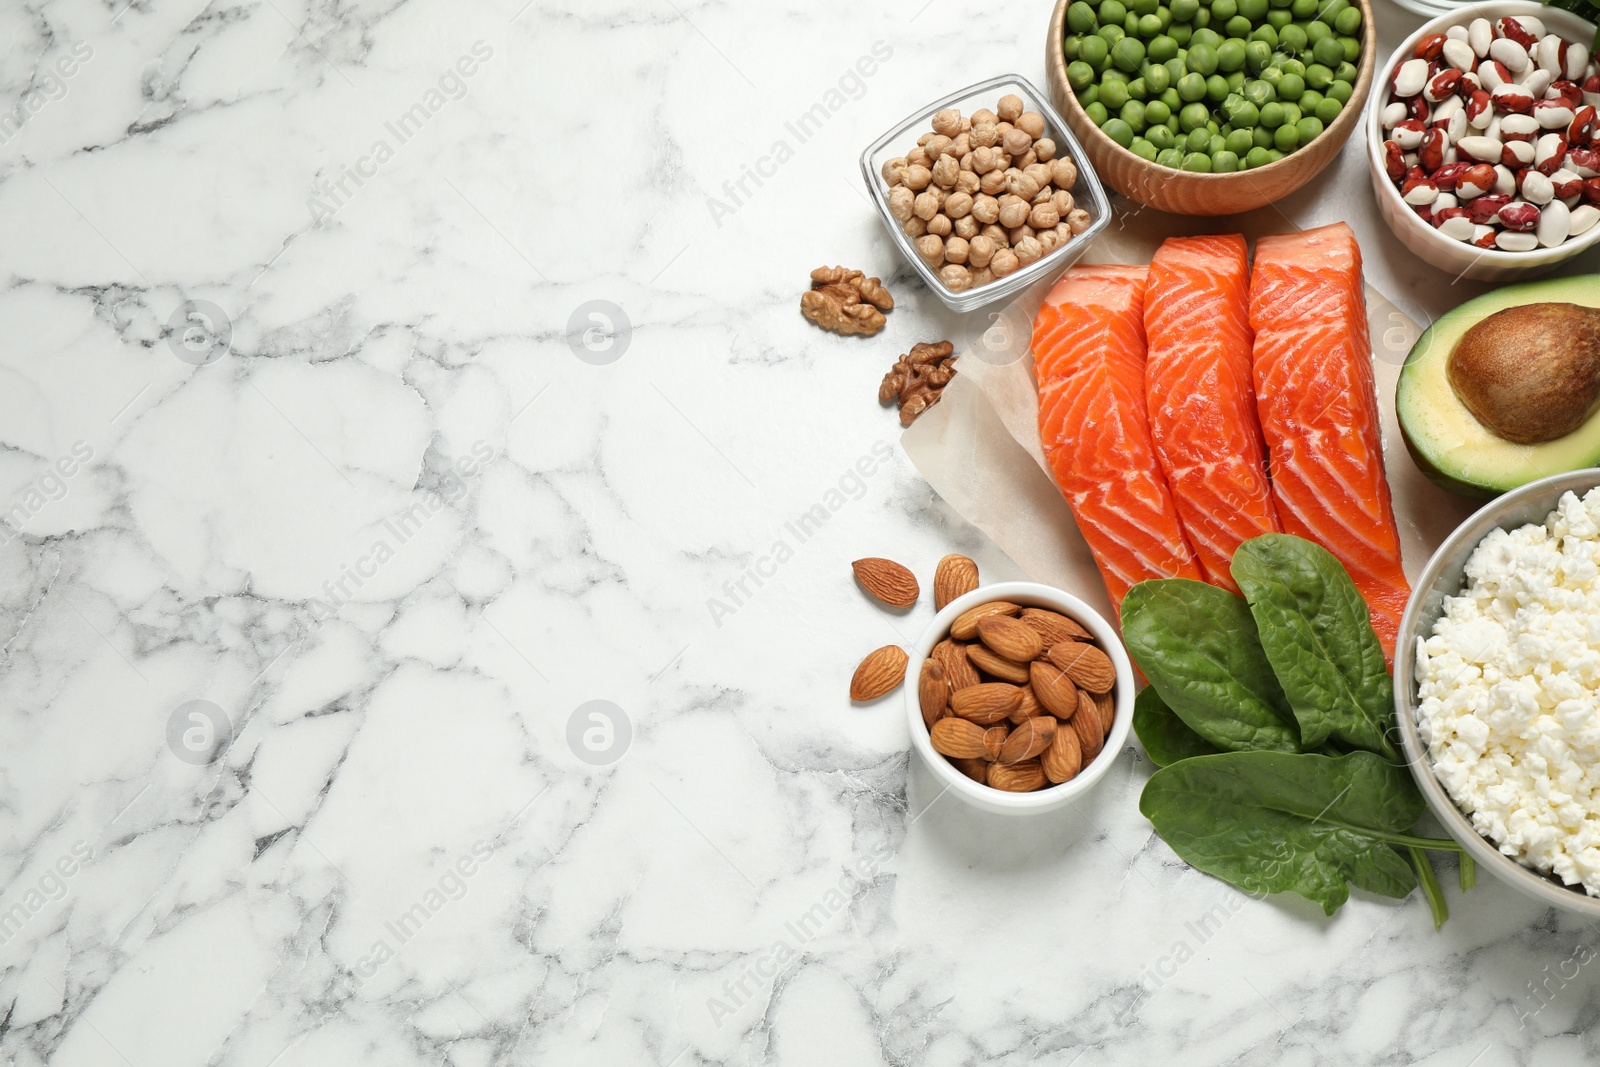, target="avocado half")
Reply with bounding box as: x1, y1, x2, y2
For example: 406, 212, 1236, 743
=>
1396, 275, 1600, 499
